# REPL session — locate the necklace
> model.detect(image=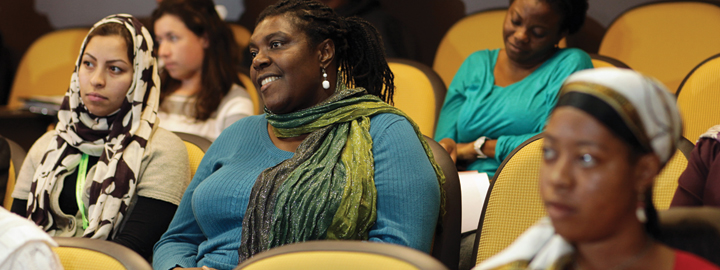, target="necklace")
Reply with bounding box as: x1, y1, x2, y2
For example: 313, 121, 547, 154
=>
574, 238, 654, 270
